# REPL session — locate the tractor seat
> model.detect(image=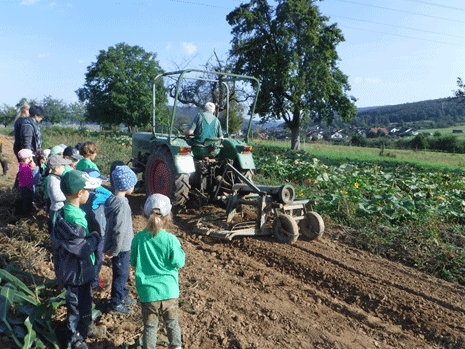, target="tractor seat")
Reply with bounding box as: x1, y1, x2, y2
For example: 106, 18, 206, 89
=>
192, 138, 223, 158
